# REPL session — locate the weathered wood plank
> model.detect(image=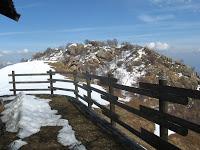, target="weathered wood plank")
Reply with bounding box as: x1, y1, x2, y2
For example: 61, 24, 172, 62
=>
101, 104, 180, 150
86, 71, 92, 108
140, 106, 188, 136
107, 73, 116, 127
140, 105, 200, 134
101, 95, 141, 116
11, 71, 16, 96
102, 94, 188, 136
10, 89, 50, 91
70, 97, 145, 150
113, 83, 188, 105
82, 84, 117, 99
159, 79, 168, 140
139, 82, 200, 99
52, 71, 72, 75
50, 79, 74, 83
8, 73, 50, 76
9, 81, 51, 84
77, 84, 88, 91
159, 93, 189, 105
73, 71, 79, 101
113, 83, 158, 97
140, 128, 180, 150
49, 70, 54, 95
83, 95, 119, 120
52, 87, 75, 92
77, 94, 89, 103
